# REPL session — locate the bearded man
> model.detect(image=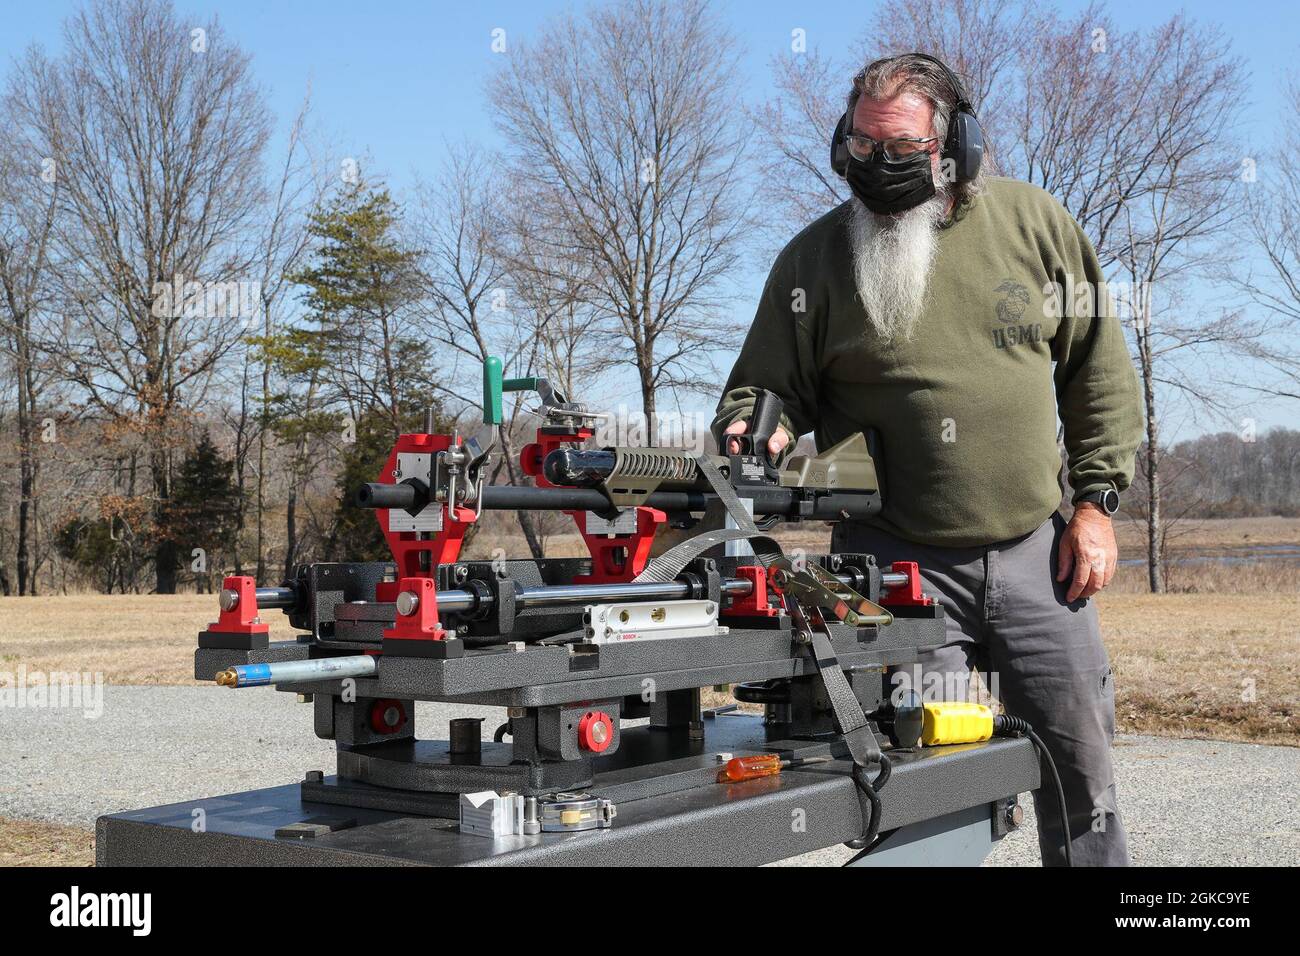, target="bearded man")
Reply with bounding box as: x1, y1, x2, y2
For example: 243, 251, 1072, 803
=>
713, 53, 1143, 866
